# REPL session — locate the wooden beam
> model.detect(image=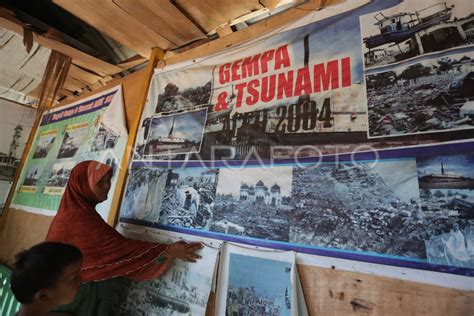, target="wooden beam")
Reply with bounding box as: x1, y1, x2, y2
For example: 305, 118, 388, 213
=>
53, 0, 173, 58
175, 0, 264, 33
114, 0, 207, 47
68, 64, 104, 85
165, 0, 345, 65
0, 9, 123, 76
106, 47, 165, 226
